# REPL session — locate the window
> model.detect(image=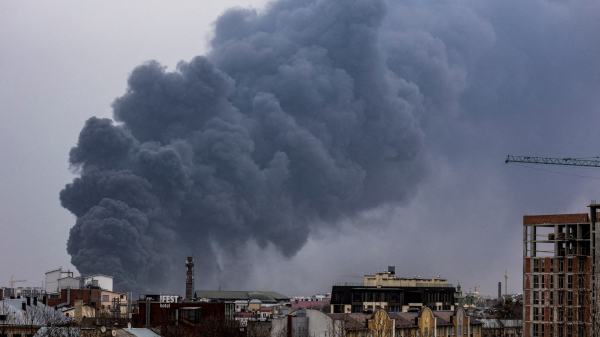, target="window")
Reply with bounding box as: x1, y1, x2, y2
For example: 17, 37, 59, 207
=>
550, 258, 554, 272
534, 259, 539, 272
559, 291, 564, 305
534, 307, 539, 320
541, 259, 546, 272
550, 306, 554, 321
541, 274, 545, 288
541, 324, 545, 337
425, 328, 428, 337
558, 308, 564, 321
568, 307, 573, 321
568, 291, 573, 305
464, 325, 467, 335
458, 325, 461, 335
550, 291, 554, 305
534, 323, 539, 337
579, 258, 585, 272
568, 275, 573, 288
534, 275, 539, 288
541, 291, 545, 305
568, 258, 573, 272
558, 259, 564, 272
353, 292, 363, 302
102, 295, 109, 302
568, 324, 573, 337
120, 295, 124, 299
534, 291, 539, 304
476, 326, 479, 334
578, 292, 585, 306
578, 307, 584, 321
550, 275, 554, 289
559, 275, 564, 288
579, 325, 585, 337
578, 275, 584, 288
